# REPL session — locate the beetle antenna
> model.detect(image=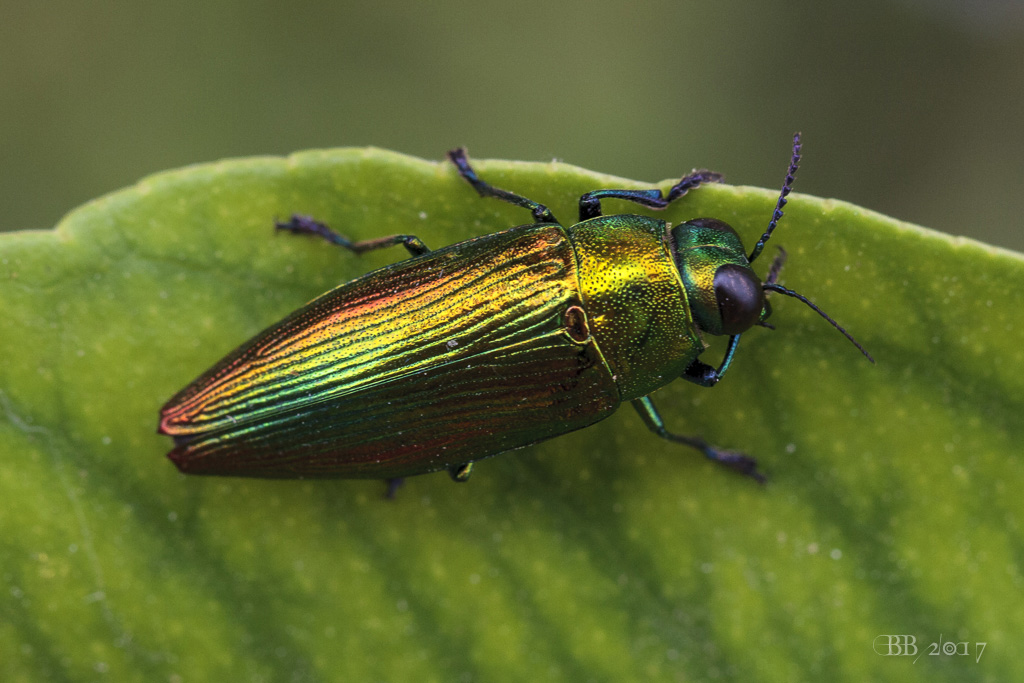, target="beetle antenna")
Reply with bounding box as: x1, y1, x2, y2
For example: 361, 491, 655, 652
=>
749, 133, 802, 263
753, 248, 788, 330
762, 282, 874, 363
765, 246, 787, 286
